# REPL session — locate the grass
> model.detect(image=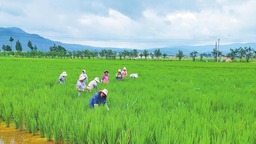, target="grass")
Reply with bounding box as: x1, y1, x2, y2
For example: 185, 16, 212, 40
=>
0, 57, 256, 143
